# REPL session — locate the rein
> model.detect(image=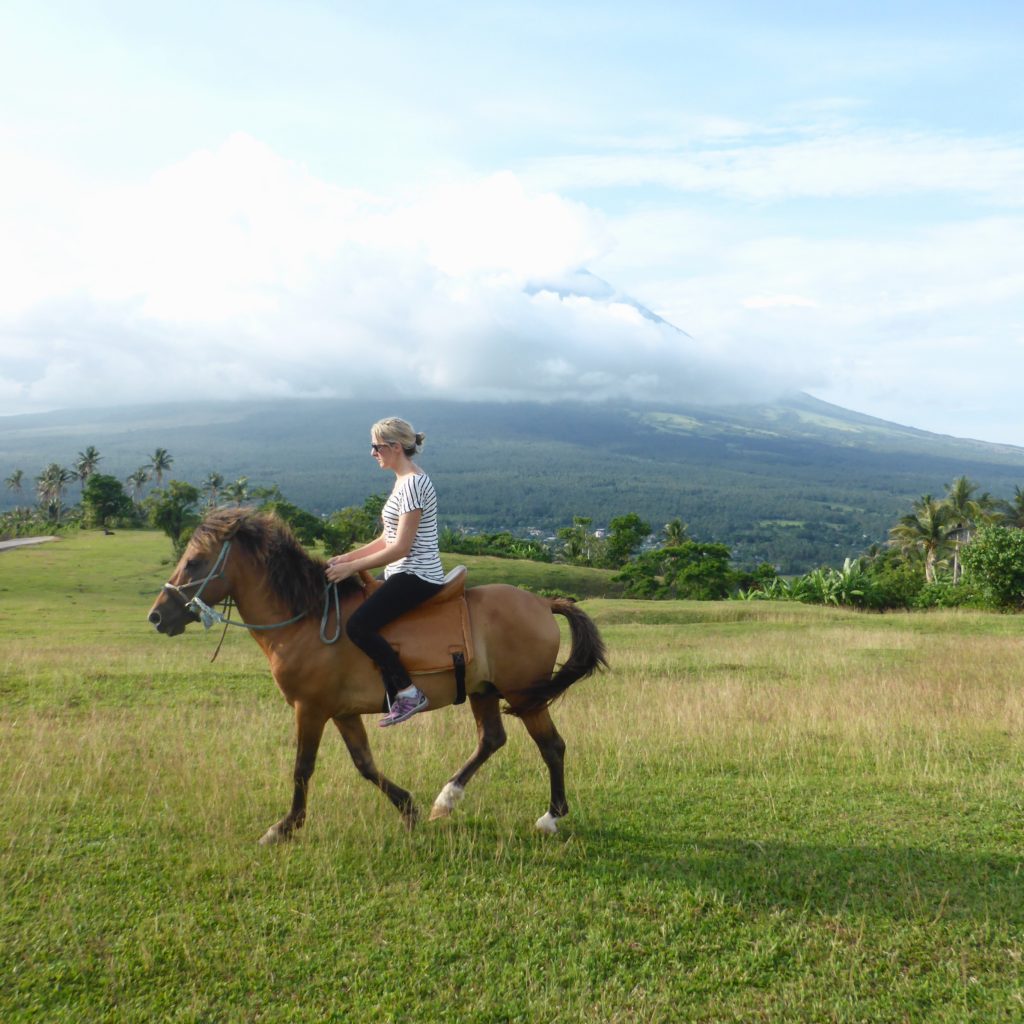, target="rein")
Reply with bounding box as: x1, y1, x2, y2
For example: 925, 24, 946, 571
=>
162, 539, 344, 644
